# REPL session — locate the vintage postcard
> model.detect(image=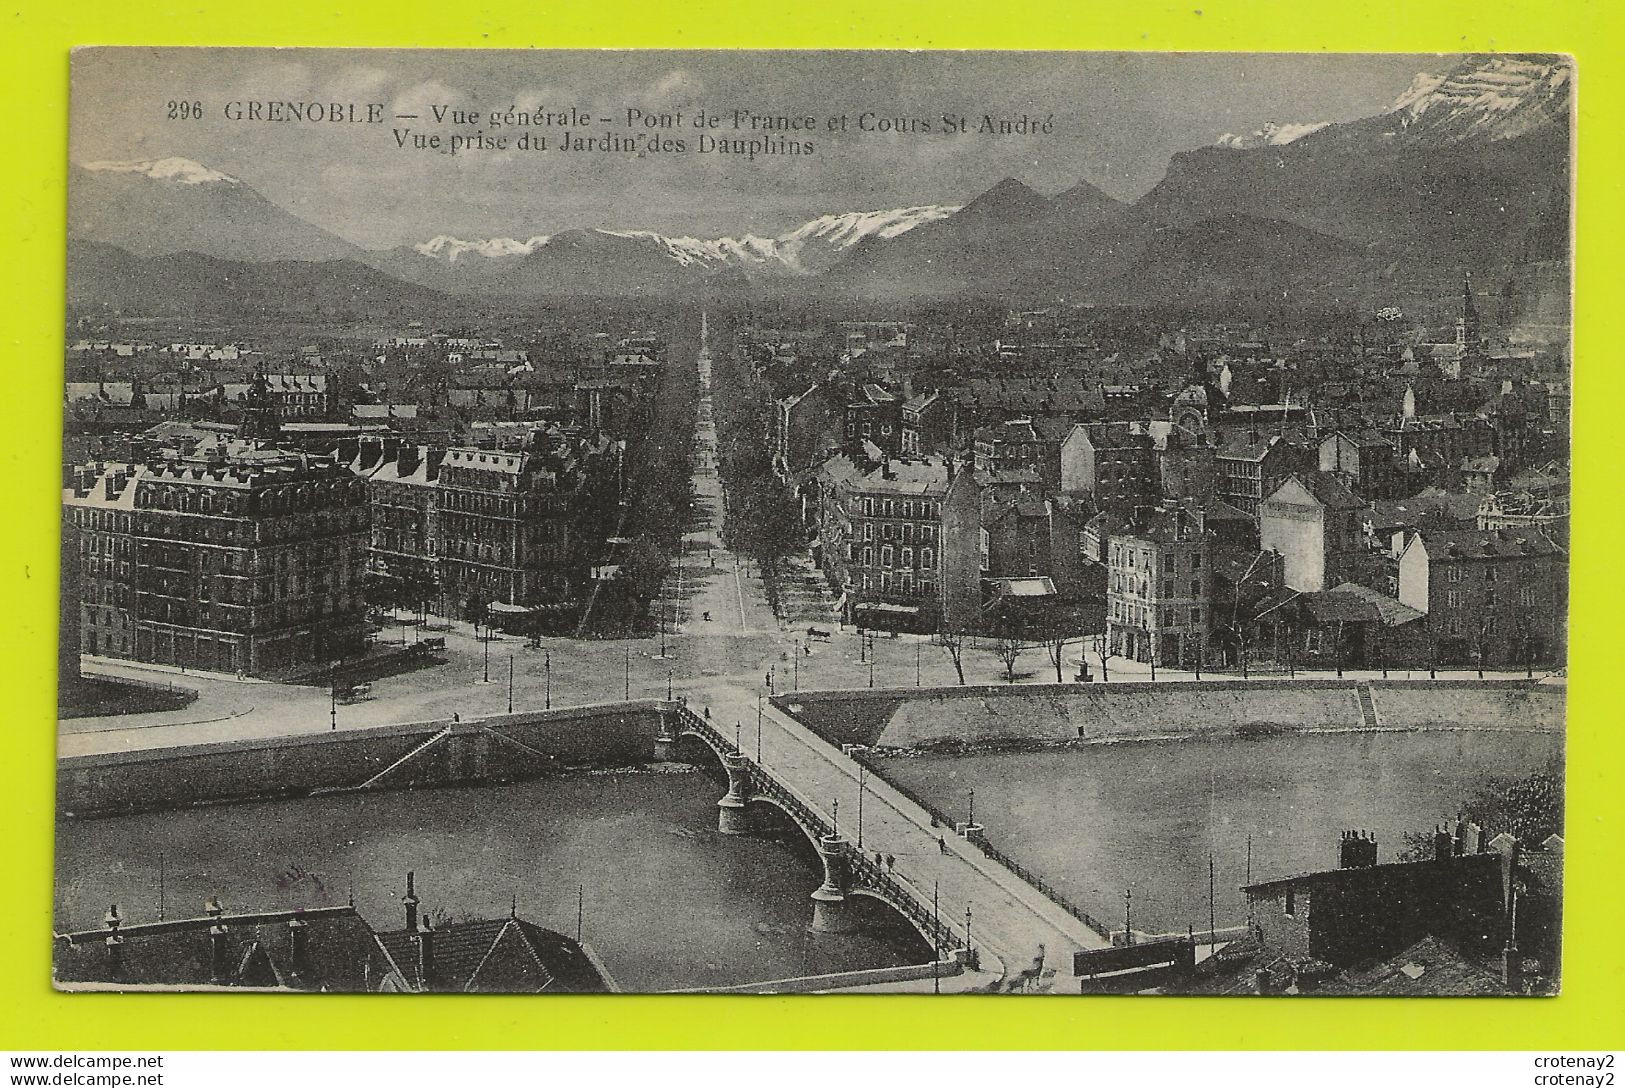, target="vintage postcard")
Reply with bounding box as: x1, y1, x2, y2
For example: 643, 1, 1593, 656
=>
55, 48, 1569, 996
